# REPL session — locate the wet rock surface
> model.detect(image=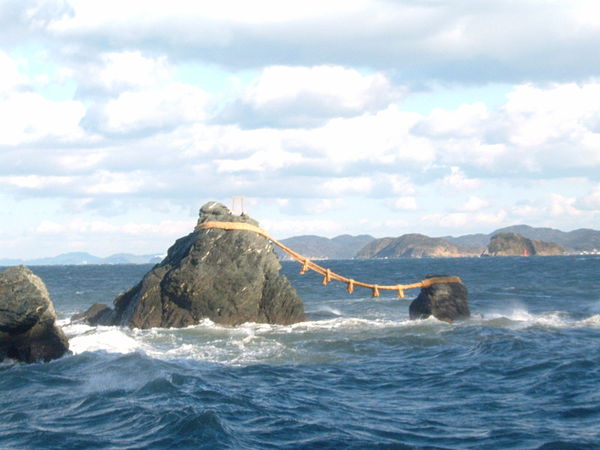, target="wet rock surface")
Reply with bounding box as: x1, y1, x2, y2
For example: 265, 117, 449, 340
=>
0, 266, 69, 363
80, 202, 306, 328
409, 274, 470, 323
